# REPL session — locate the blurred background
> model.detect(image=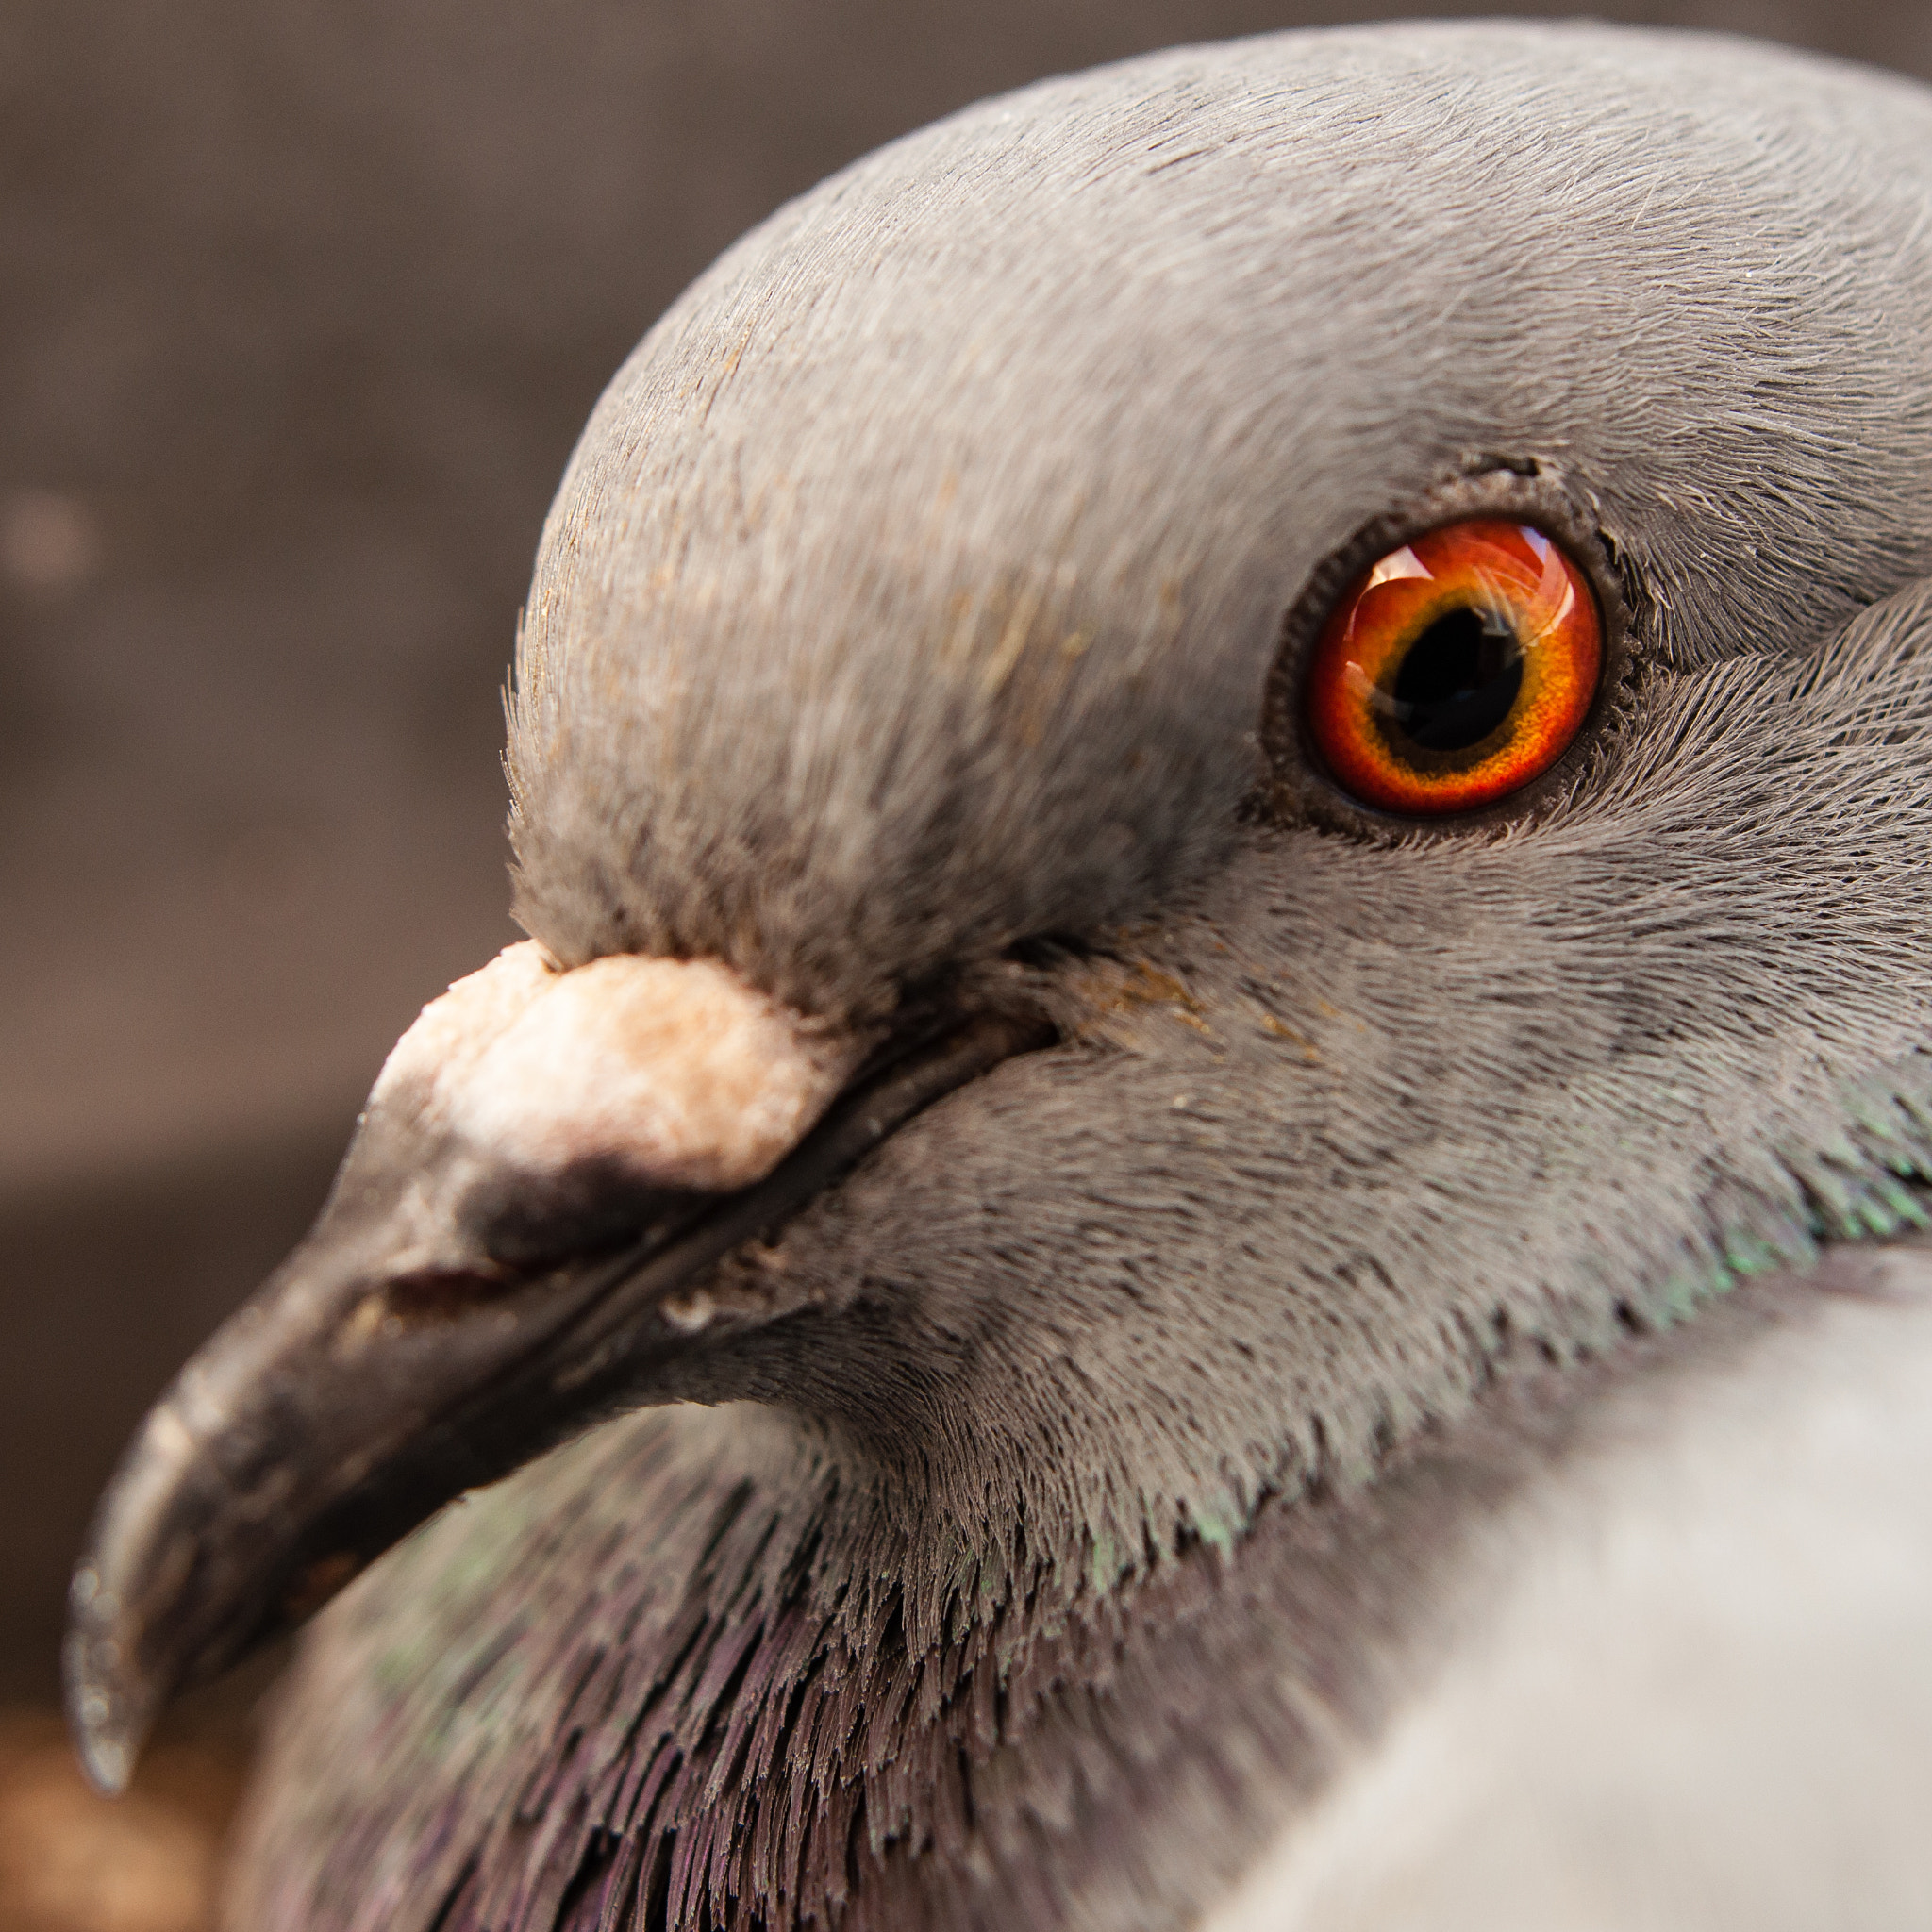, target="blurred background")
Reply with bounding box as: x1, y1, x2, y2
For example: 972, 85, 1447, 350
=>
2, 0, 1927, 1924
